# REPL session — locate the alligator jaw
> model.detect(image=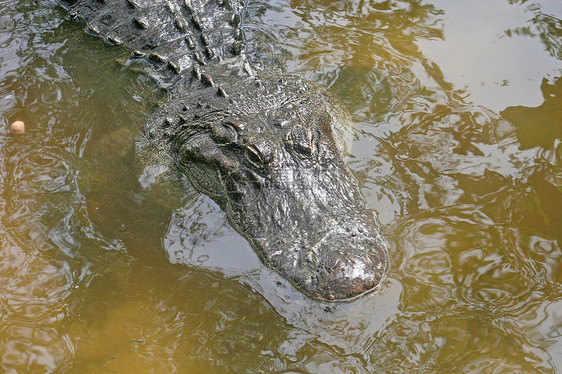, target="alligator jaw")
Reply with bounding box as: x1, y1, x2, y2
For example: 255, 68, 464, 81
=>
256, 208, 389, 302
